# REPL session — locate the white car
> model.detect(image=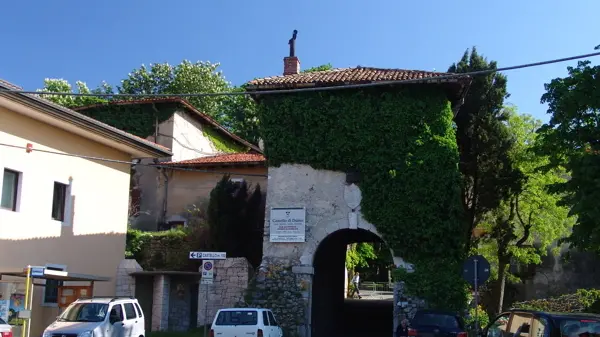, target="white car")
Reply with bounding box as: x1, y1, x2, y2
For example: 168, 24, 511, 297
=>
0, 317, 12, 337
42, 297, 145, 337
210, 308, 283, 337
